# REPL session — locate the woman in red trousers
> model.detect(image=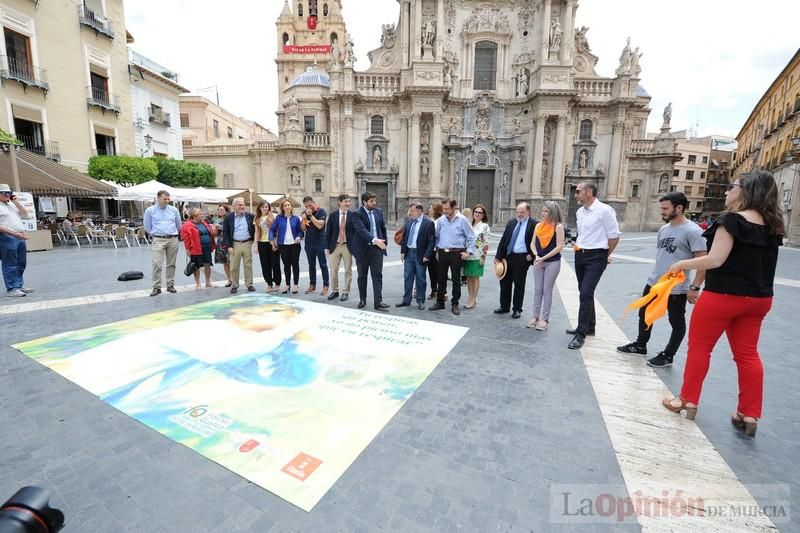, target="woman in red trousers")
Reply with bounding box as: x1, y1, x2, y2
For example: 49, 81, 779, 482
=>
662, 171, 784, 437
